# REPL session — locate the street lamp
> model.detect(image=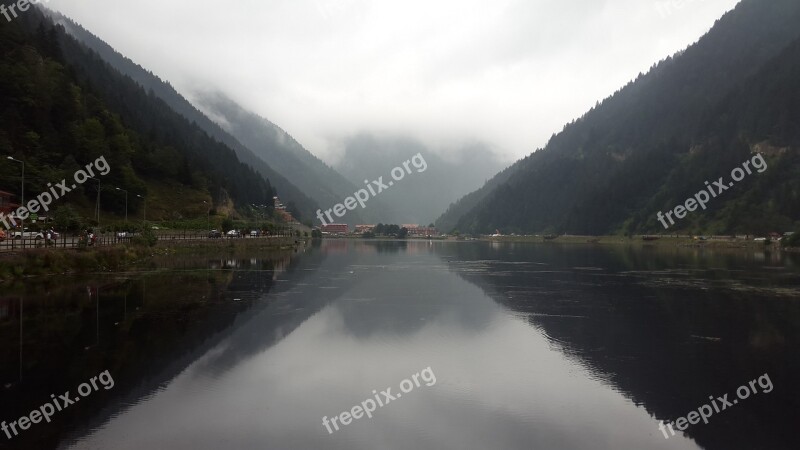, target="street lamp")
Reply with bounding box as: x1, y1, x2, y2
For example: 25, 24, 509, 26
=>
89, 177, 101, 226
136, 194, 146, 223
6, 156, 24, 237
115, 187, 128, 223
